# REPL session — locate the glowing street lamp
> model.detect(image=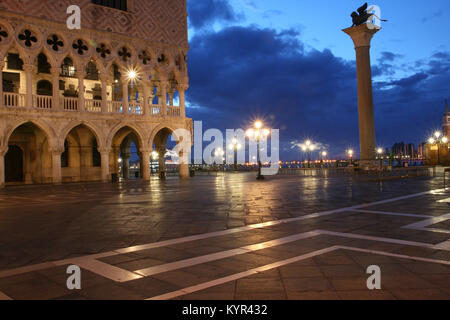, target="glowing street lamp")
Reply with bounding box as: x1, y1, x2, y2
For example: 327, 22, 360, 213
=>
377, 147, 383, 168
347, 149, 354, 166
428, 132, 448, 165
247, 121, 270, 180
229, 137, 242, 171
